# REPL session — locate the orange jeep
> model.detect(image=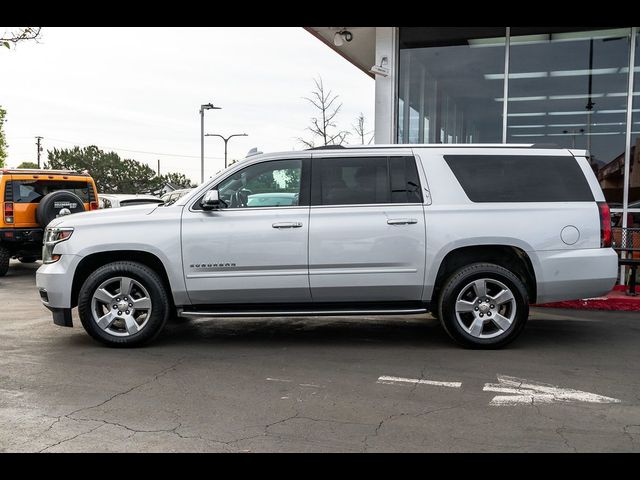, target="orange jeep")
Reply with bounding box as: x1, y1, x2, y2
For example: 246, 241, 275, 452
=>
0, 168, 99, 276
